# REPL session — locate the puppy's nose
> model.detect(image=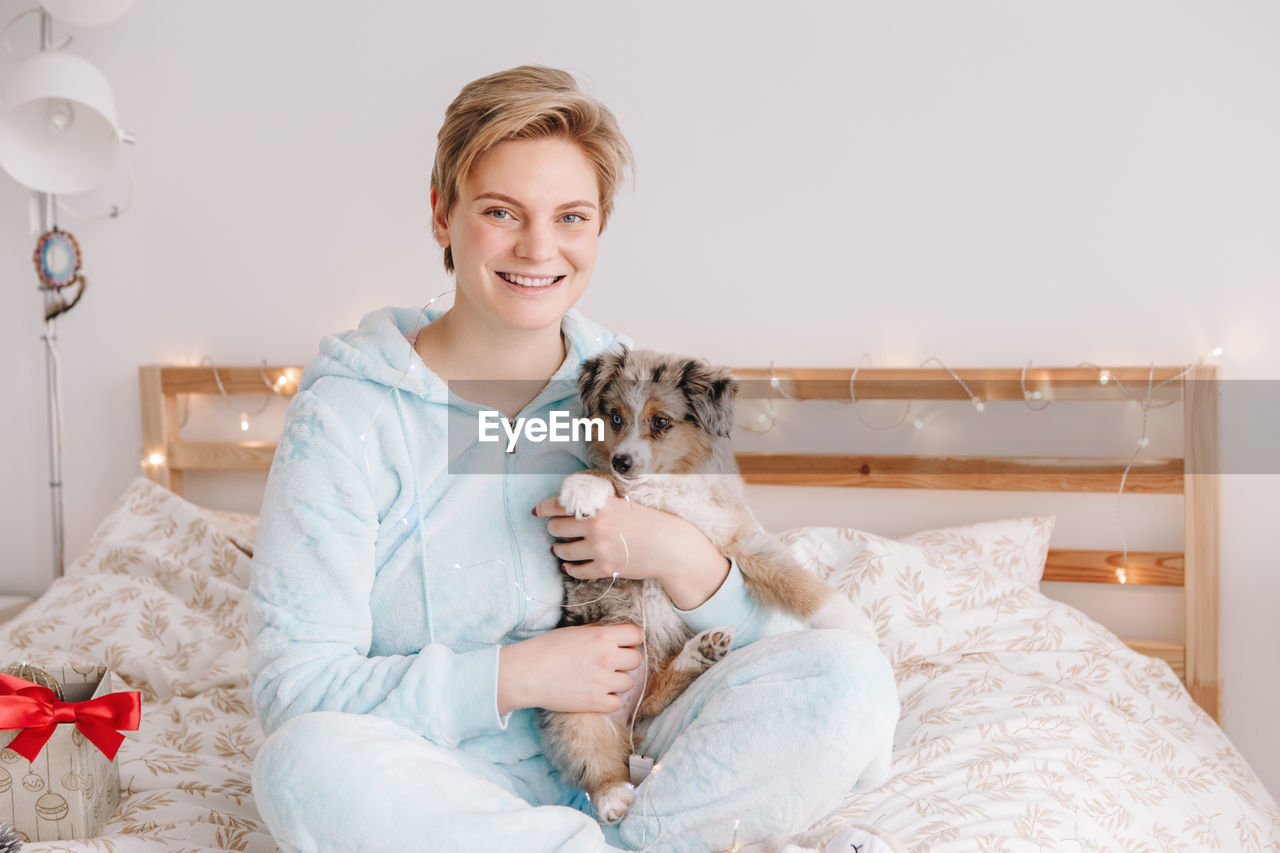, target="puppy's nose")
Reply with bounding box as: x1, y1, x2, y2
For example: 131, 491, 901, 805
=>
612, 454, 633, 475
